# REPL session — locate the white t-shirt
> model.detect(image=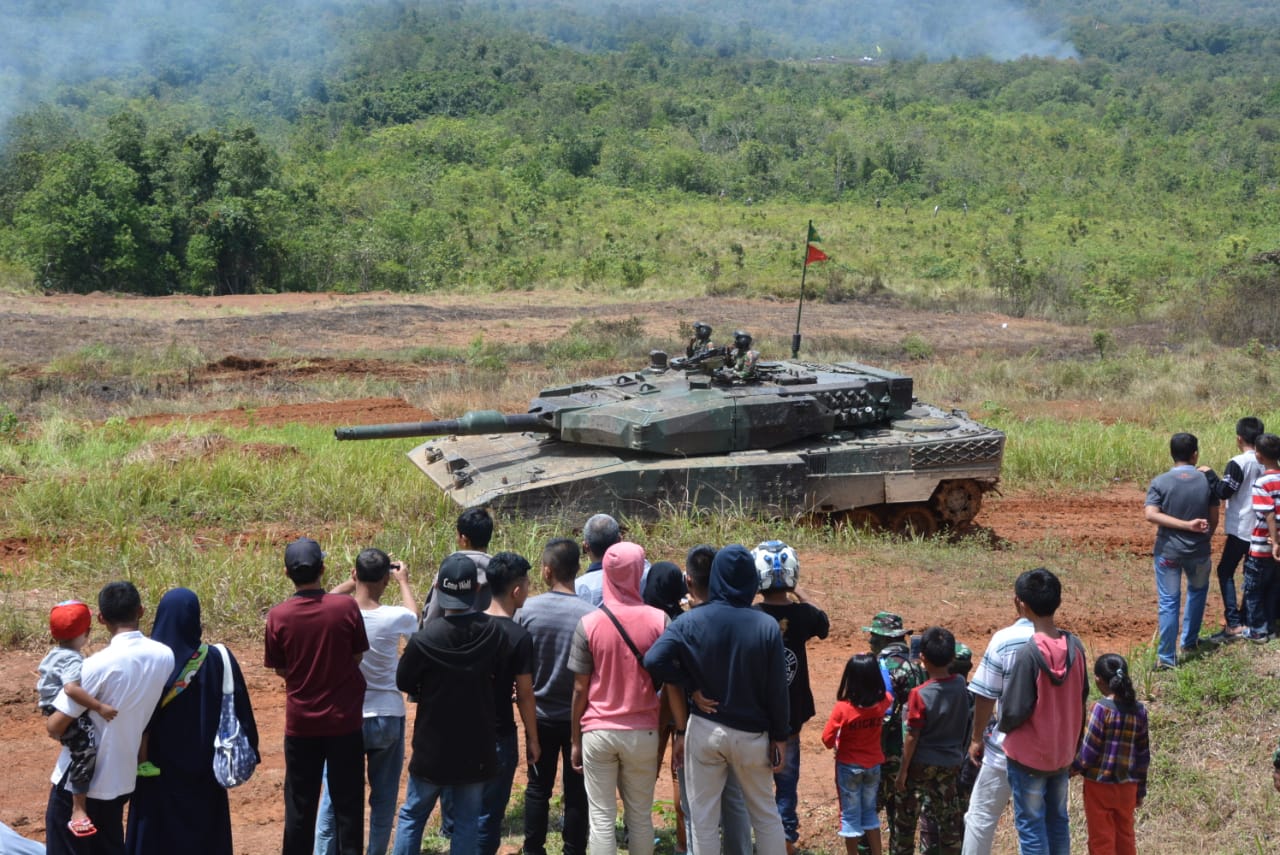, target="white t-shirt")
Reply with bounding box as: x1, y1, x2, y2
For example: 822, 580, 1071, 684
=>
359, 604, 420, 718
51, 630, 174, 800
